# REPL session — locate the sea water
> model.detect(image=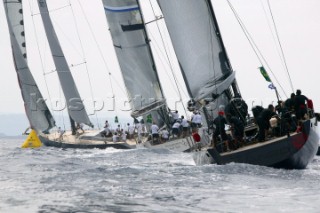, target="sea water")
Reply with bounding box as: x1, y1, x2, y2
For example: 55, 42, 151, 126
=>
1, 137, 320, 213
